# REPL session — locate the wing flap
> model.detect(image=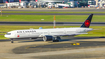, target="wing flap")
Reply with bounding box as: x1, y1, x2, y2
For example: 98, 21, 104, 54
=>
58, 33, 88, 36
